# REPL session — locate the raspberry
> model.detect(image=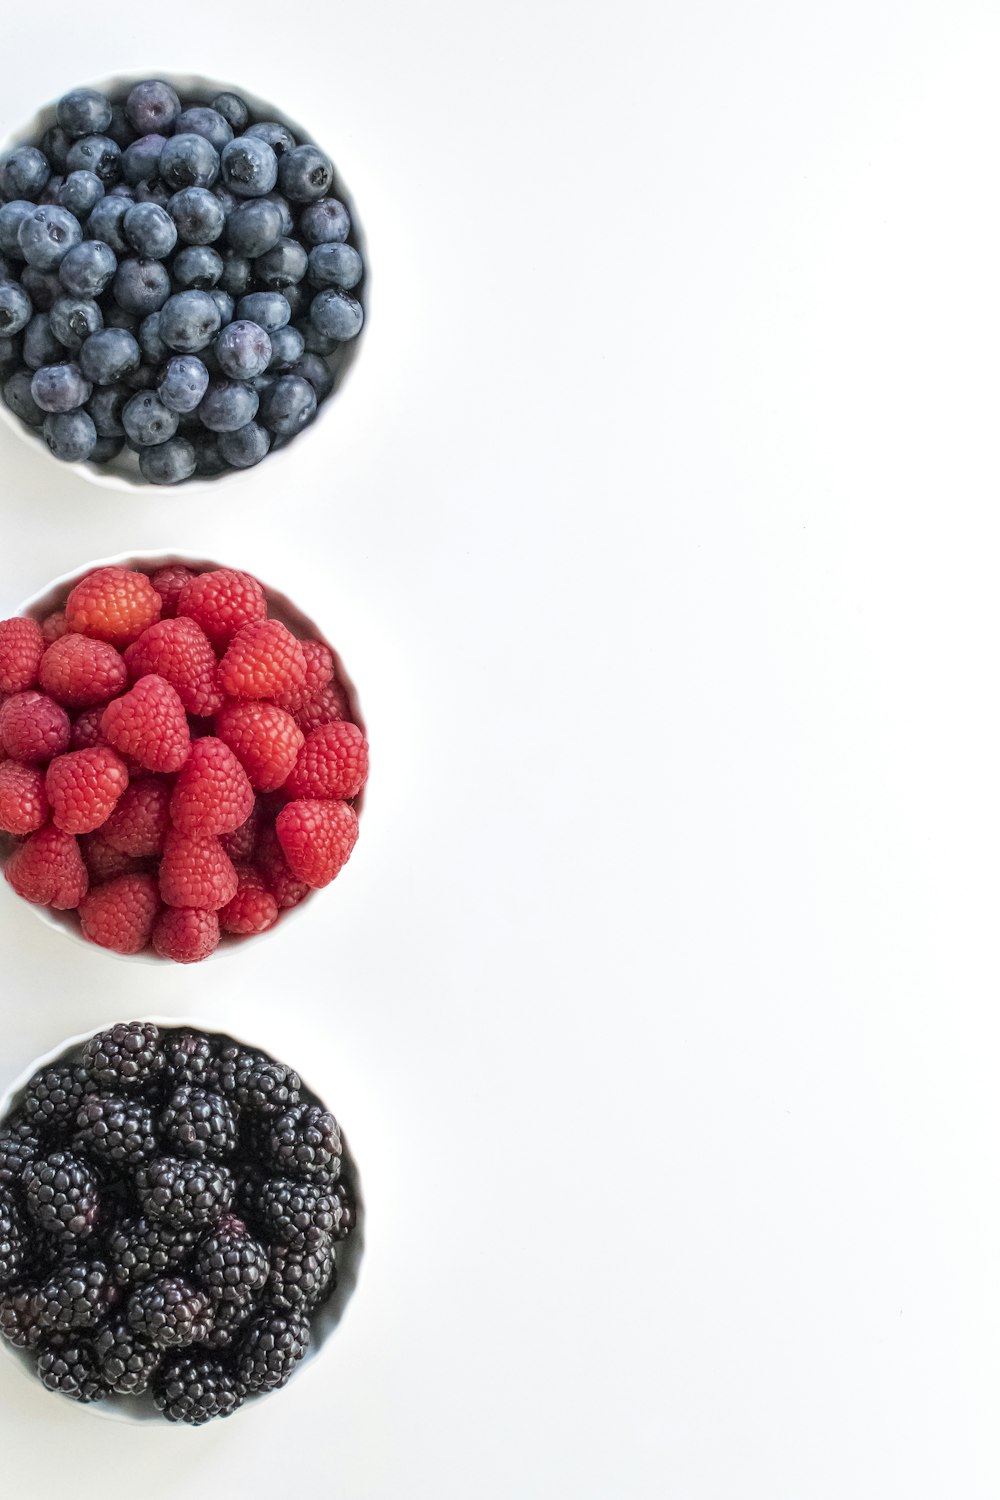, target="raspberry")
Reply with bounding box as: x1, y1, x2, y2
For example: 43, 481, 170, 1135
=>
255, 823, 310, 909
78, 872, 160, 954
220, 799, 261, 862
176, 569, 267, 649
40, 610, 69, 646
0, 617, 44, 693
169, 737, 254, 836
79, 832, 144, 884
124, 618, 224, 718
102, 778, 172, 857
149, 565, 196, 619
0, 692, 70, 763
159, 829, 238, 911
0, 762, 48, 834
5, 825, 88, 908
219, 864, 278, 936
64, 566, 162, 646
214, 701, 304, 792
274, 639, 334, 713
45, 747, 129, 835
101, 675, 191, 773
217, 620, 307, 701
152, 907, 220, 963
276, 800, 358, 889
292, 679, 351, 735
285, 722, 368, 801
69, 706, 107, 751
39, 635, 128, 709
